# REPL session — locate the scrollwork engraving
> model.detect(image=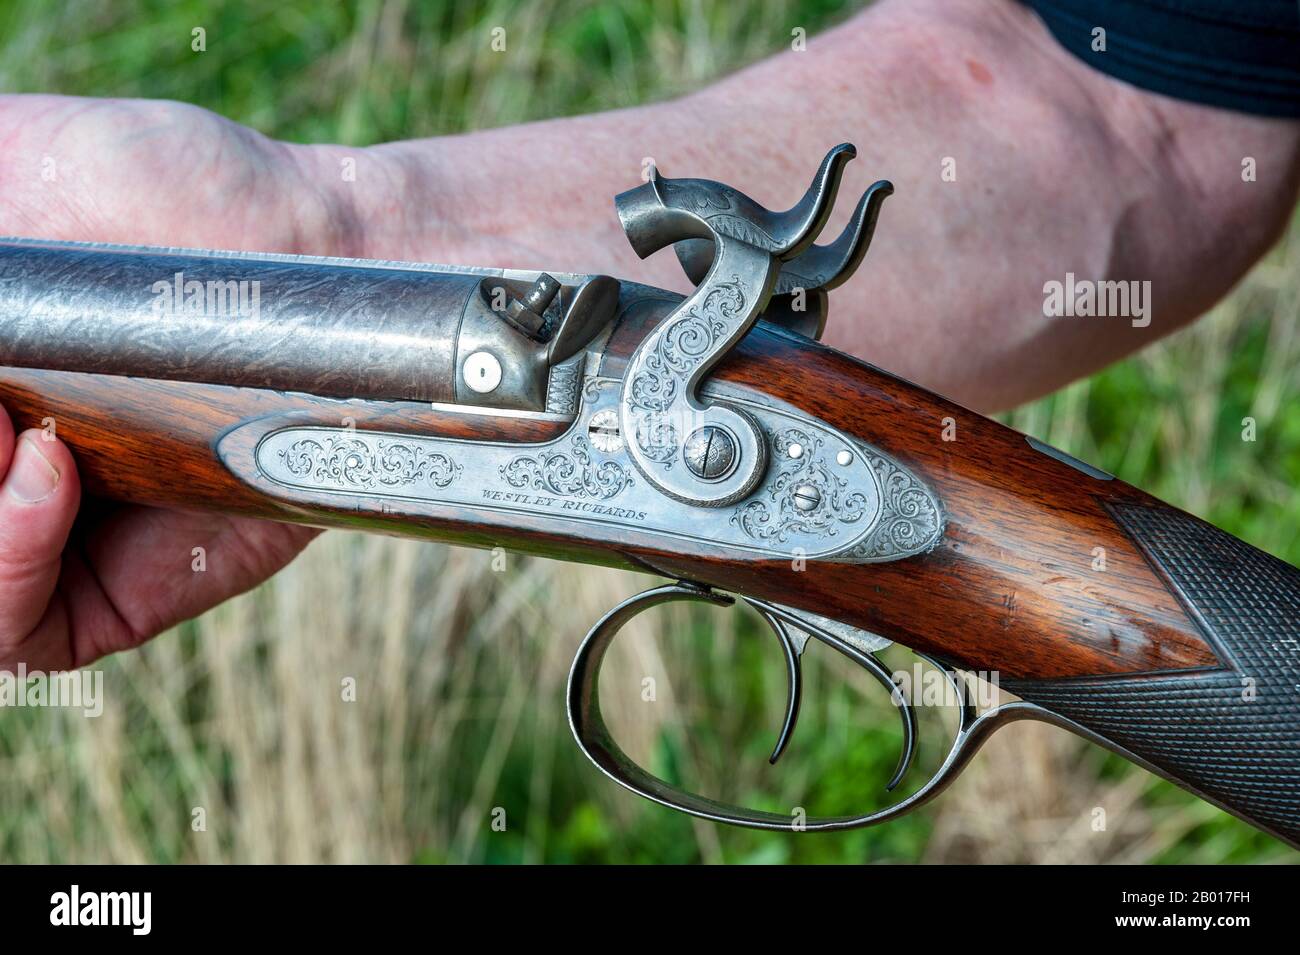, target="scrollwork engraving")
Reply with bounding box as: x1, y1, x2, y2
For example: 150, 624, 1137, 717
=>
278, 436, 460, 491
625, 277, 747, 467
838, 452, 943, 561
729, 427, 871, 542
501, 435, 634, 500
